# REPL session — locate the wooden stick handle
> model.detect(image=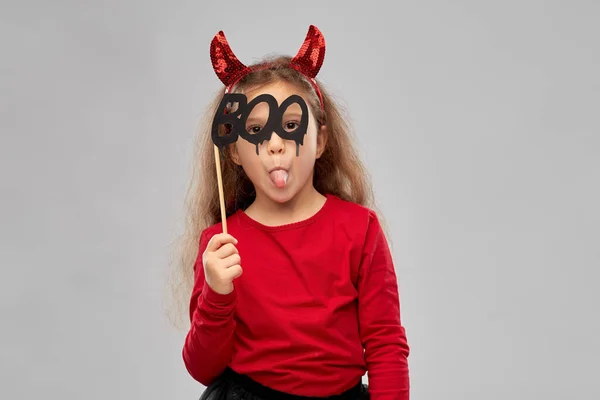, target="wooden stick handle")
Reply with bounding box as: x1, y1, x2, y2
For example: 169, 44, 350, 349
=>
213, 145, 227, 234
